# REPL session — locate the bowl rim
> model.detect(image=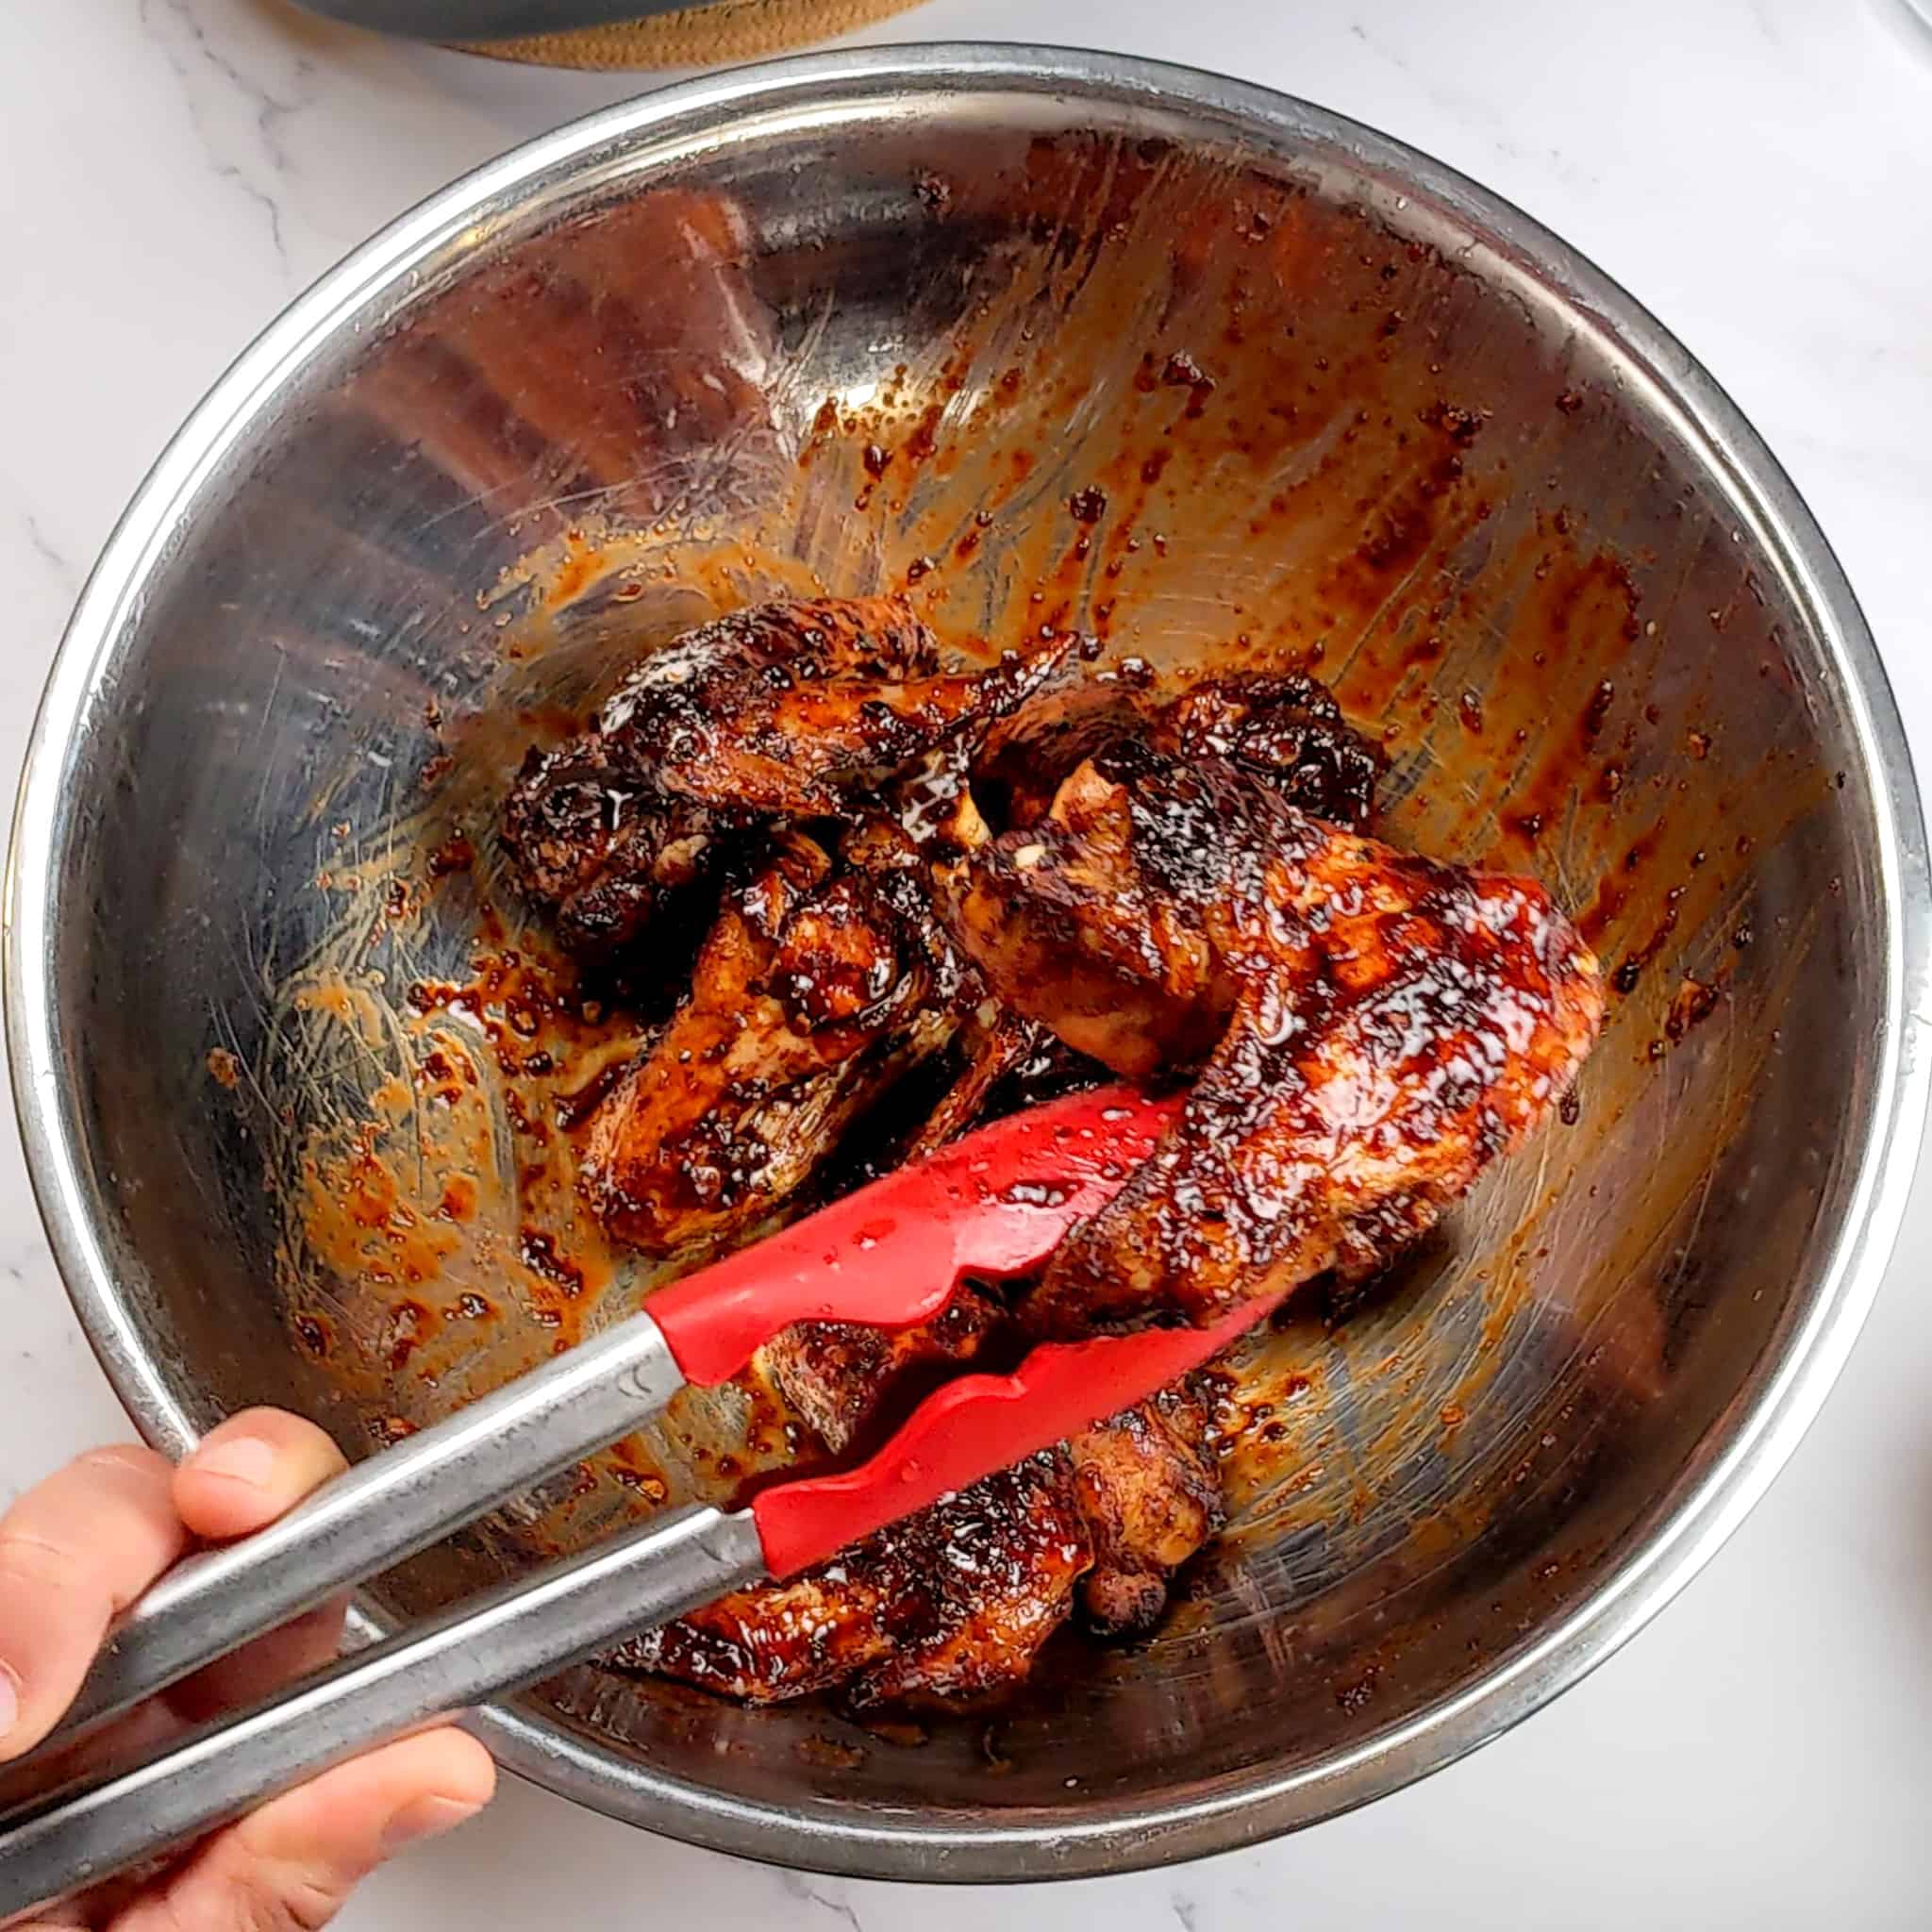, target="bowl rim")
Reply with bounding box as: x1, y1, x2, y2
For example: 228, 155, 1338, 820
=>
8, 42, 1929, 1883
